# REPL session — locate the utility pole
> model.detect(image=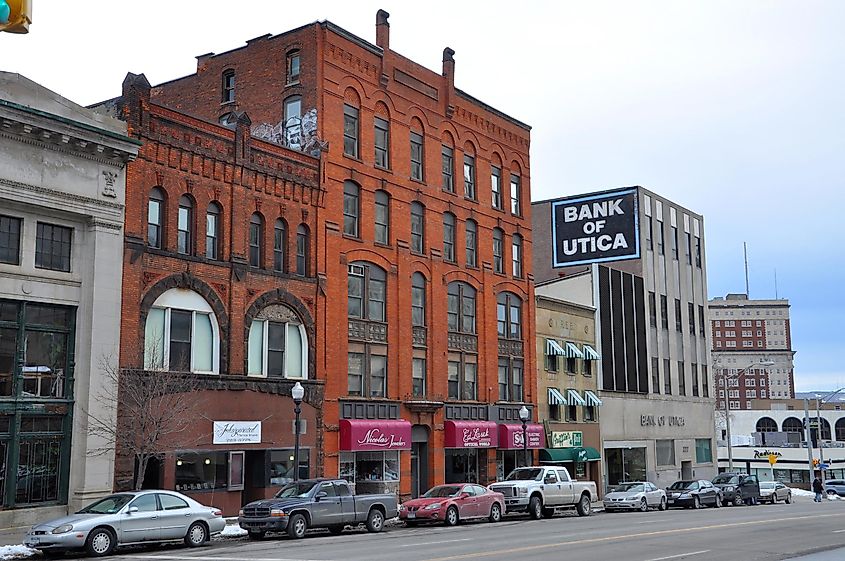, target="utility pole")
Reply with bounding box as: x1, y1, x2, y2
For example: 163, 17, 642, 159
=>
803, 399, 816, 485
